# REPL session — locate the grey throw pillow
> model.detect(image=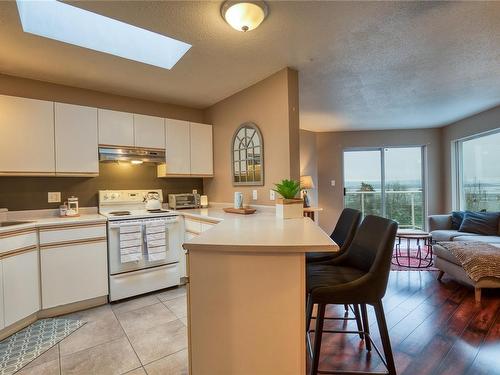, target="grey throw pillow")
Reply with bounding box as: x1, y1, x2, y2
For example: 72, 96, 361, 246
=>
458, 211, 500, 236
451, 211, 465, 230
